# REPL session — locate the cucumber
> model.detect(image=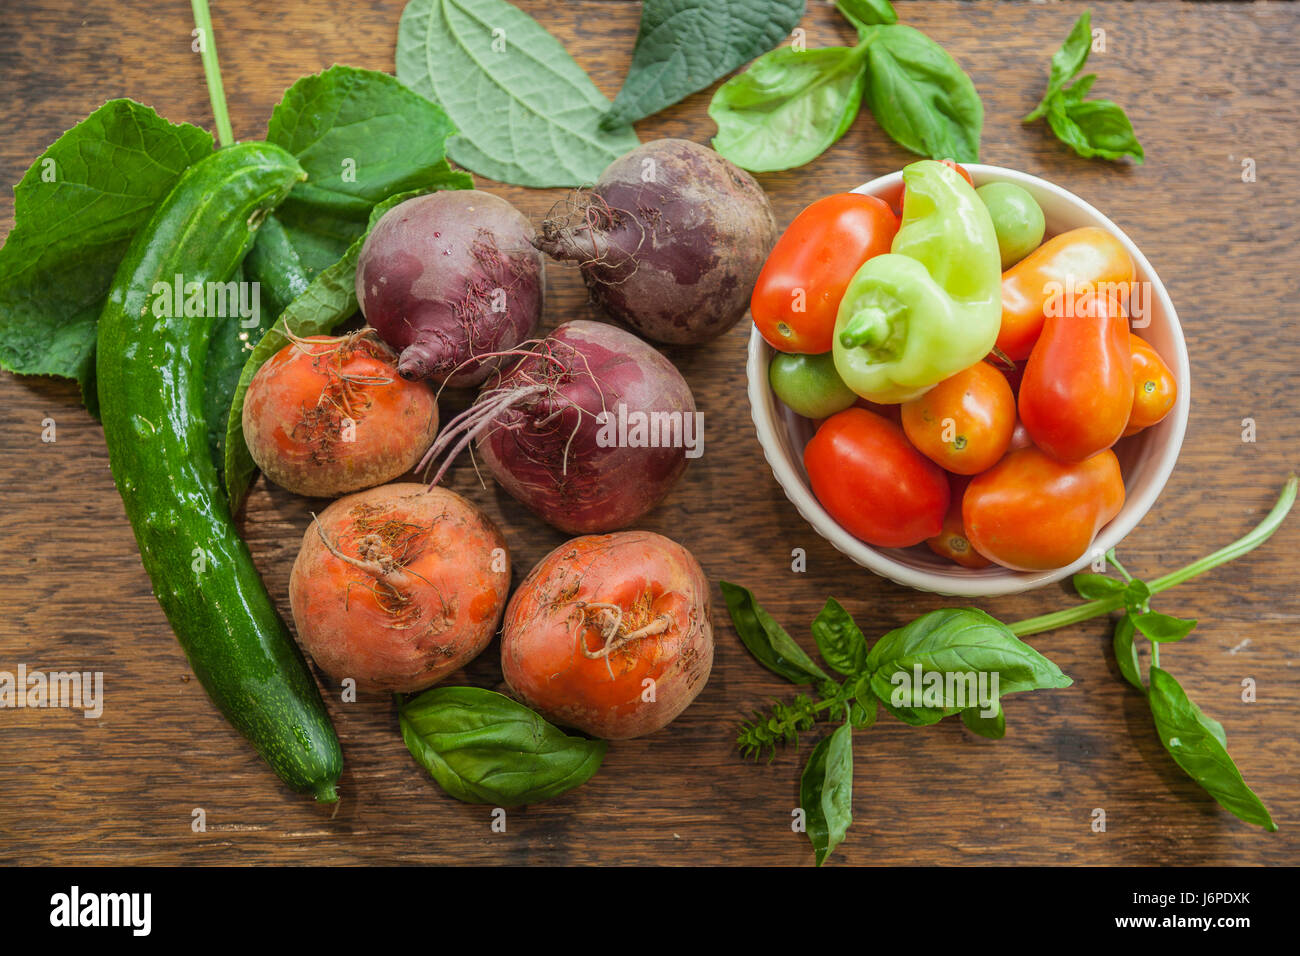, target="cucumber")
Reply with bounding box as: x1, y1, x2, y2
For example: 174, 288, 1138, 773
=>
96, 142, 344, 800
